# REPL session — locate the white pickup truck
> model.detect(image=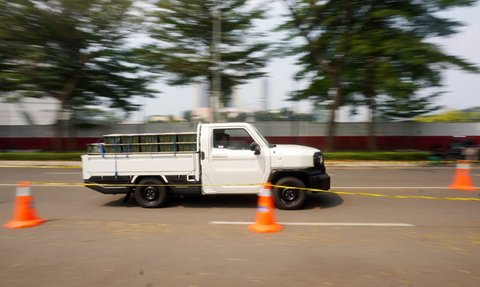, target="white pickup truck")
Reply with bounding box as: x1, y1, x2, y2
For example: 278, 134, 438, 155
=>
82, 122, 330, 210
